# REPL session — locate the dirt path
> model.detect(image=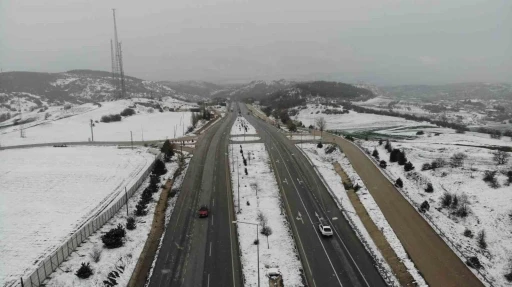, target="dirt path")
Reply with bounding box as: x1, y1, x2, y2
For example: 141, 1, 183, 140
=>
127, 171, 178, 287
317, 131, 484, 287
334, 162, 416, 286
